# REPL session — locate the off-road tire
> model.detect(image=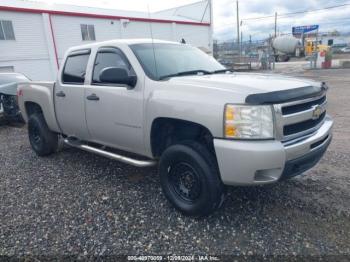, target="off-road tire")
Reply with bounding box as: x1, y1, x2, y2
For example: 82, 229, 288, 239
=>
28, 113, 58, 156
159, 141, 225, 217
